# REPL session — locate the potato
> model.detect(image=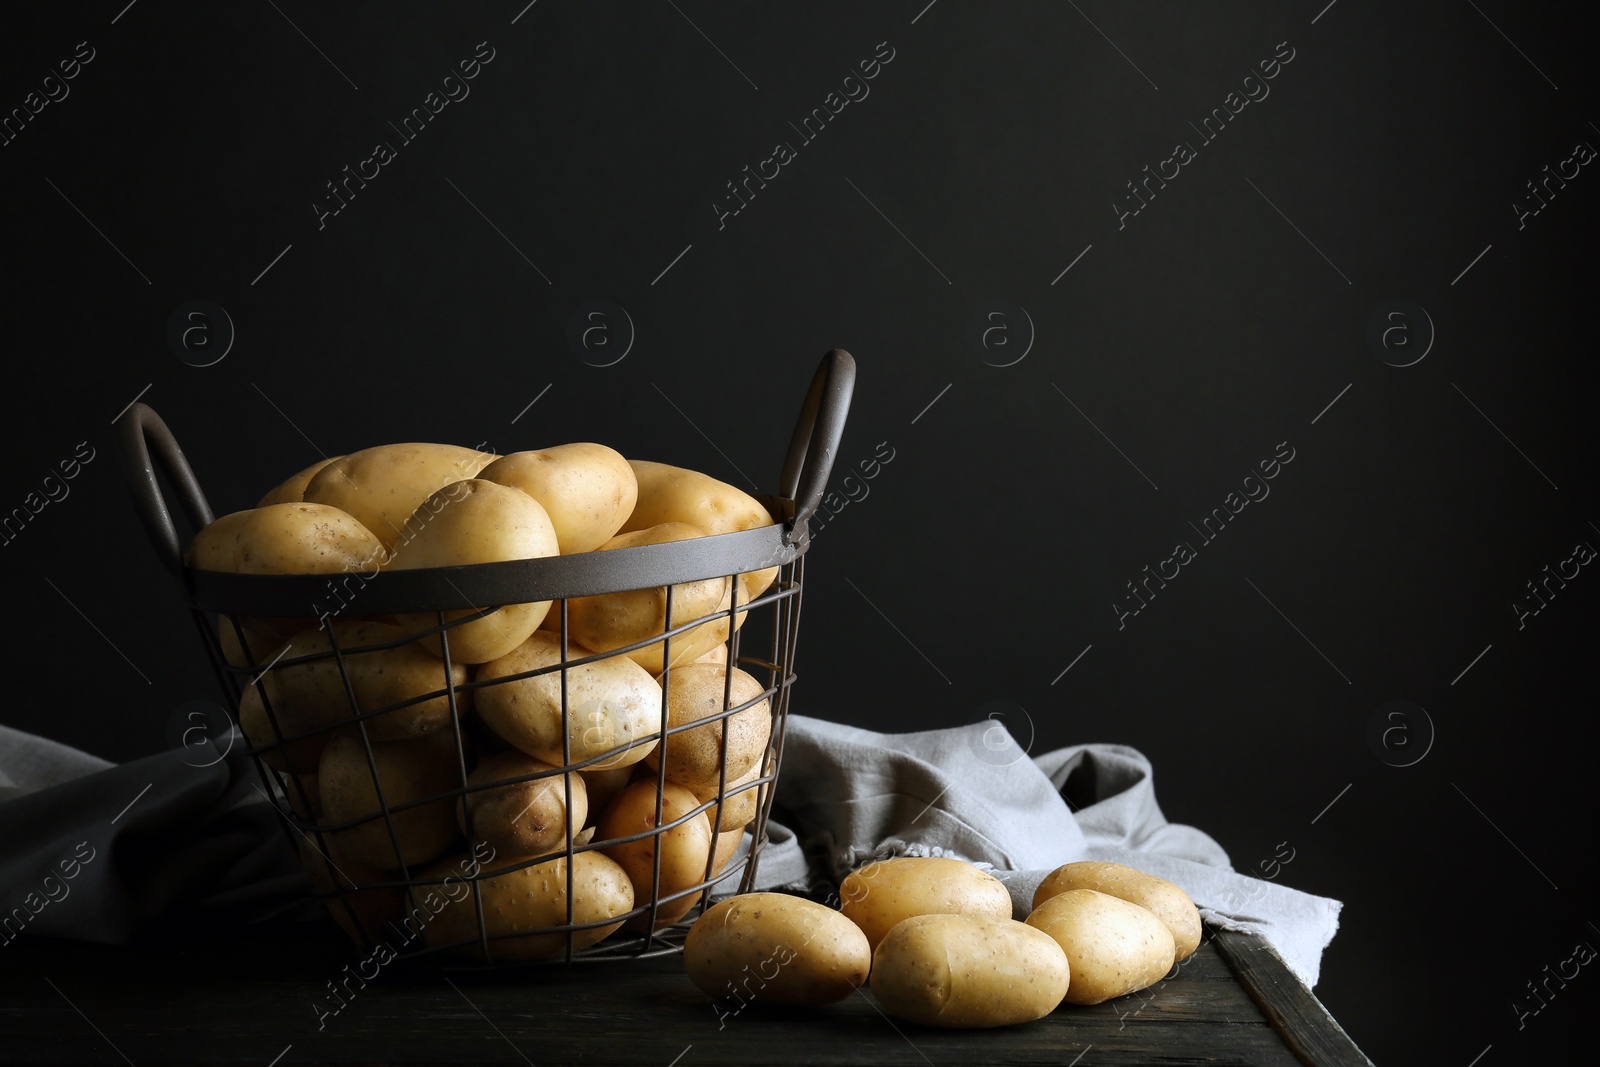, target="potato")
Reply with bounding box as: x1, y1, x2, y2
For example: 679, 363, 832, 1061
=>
1033, 861, 1201, 961
581, 766, 634, 818
388, 479, 560, 664
622, 460, 778, 605
459, 751, 587, 859
250, 620, 469, 743
286, 773, 323, 821
420, 849, 634, 961
239, 685, 338, 774
840, 856, 1013, 951
645, 663, 771, 793
564, 521, 740, 675
217, 616, 282, 669
685, 893, 871, 1005
300, 837, 406, 947
189, 502, 387, 575
190, 502, 387, 639
689, 643, 728, 669
689, 757, 766, 833
257, 456, 343, 507
1026, 888, 1176, 1005
871, 914, 1069, 1028
477, 444, 638, 555
318, 731, 462, 871
598, 780, 712, 928
303, 442, 498, 550
475, 632, 663, 770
